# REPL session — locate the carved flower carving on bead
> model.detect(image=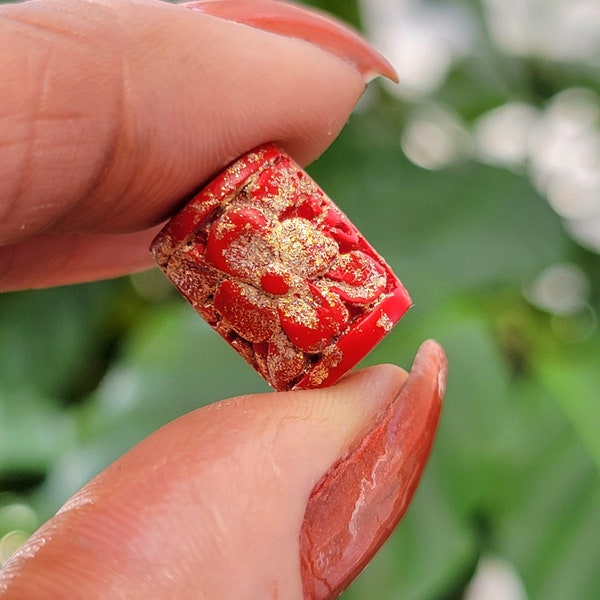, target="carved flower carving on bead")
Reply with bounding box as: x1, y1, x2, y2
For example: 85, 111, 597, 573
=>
204, 191, 389, 363
152, 144, 412, 391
